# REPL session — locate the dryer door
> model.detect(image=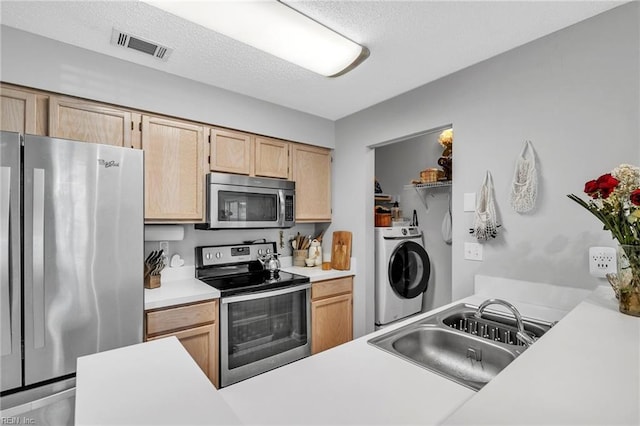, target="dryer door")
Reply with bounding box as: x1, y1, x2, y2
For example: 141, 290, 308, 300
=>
388, 241, 430, 299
